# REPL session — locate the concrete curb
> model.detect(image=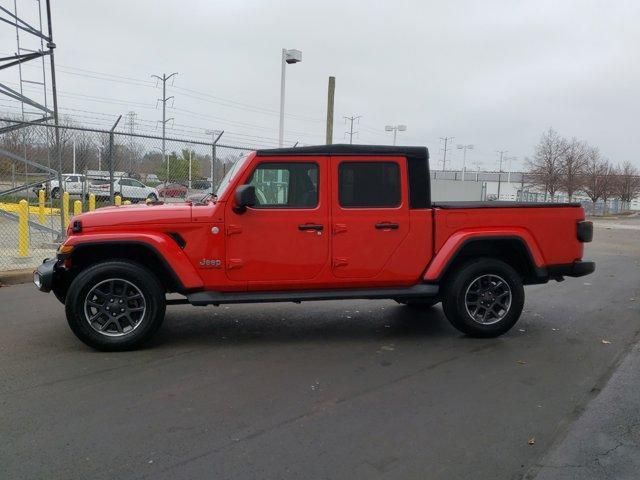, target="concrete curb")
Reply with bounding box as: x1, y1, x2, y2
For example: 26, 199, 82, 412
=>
0, 268, 34, 286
